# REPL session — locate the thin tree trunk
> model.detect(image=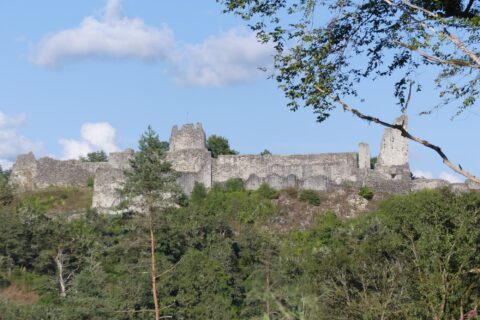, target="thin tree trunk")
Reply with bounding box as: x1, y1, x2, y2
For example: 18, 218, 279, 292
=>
149, 207, 160, 320
54, 249, 67, 298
